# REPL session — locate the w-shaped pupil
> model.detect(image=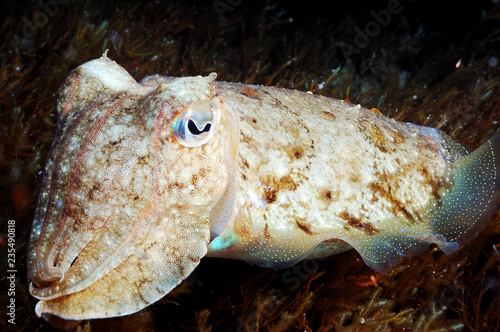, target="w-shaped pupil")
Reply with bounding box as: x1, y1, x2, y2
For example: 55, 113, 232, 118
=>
188, 119, 211, 135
